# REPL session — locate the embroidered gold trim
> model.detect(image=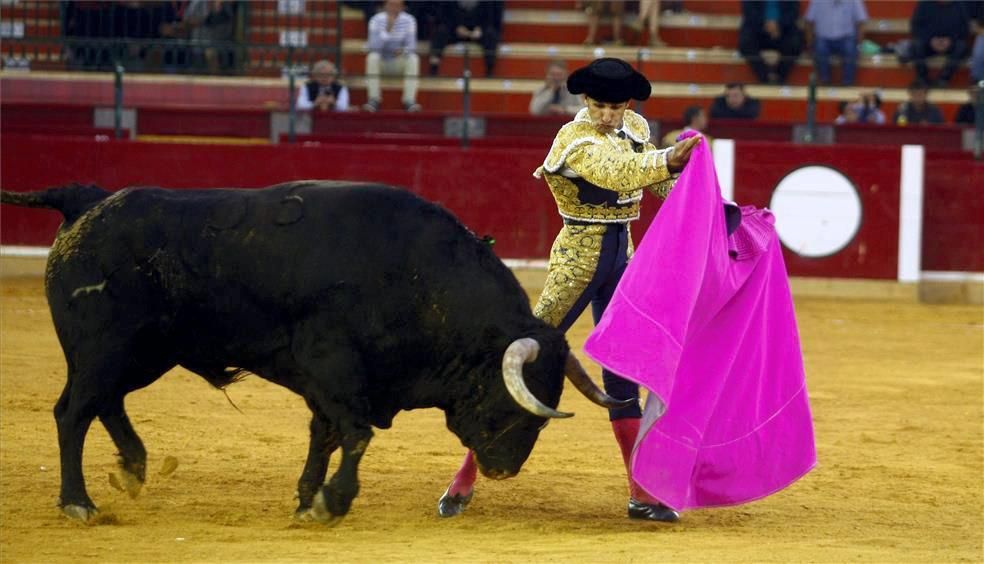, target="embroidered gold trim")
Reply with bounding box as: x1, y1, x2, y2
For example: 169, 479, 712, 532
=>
533, 225, 608, 327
